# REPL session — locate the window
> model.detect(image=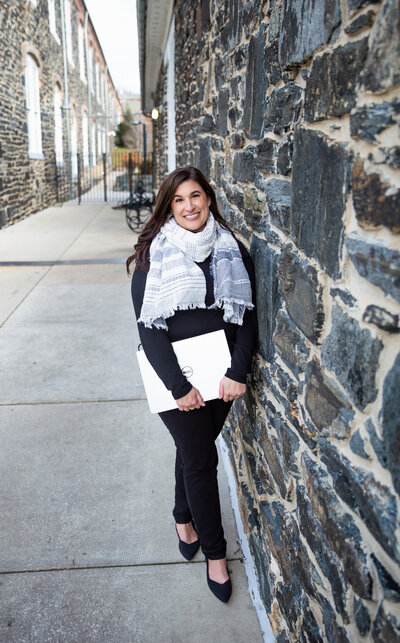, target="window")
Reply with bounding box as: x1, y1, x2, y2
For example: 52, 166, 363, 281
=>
48, 0, 60, 43
25, 53, 43, 158
91, 121, 97, 166
95, 60, 100, 103
78, 22, 86, 83
54, 84, 63, 164
70, 106, 78, 177
97, 126, 102, 159
82, 111, 89, 167
89, 47, 94, 95
64, 0, 74, 67
29, 0, 37, 5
